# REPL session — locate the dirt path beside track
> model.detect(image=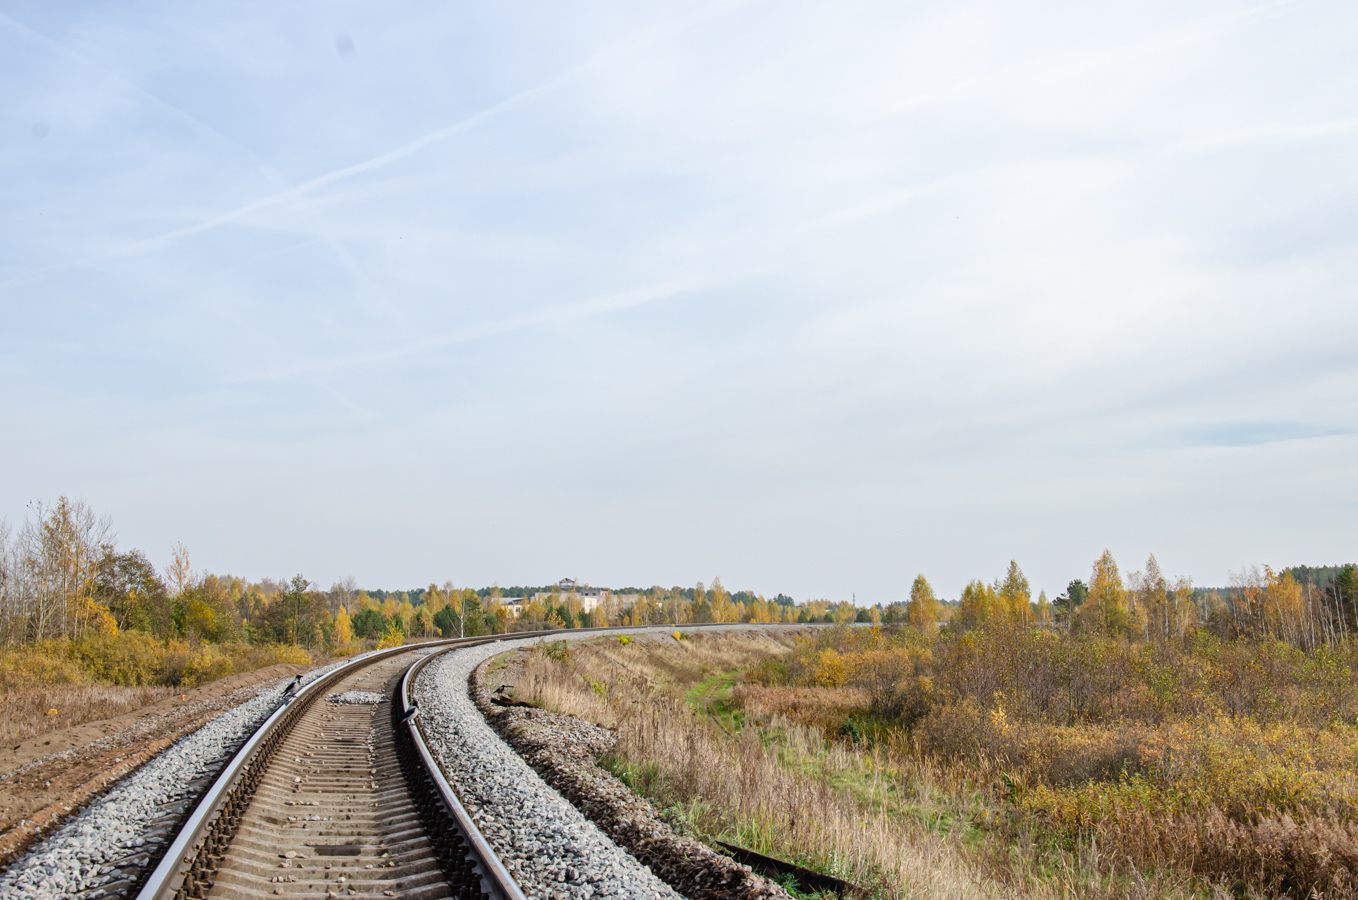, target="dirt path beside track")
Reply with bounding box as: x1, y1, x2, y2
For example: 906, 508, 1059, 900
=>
0, 661, 324, 871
